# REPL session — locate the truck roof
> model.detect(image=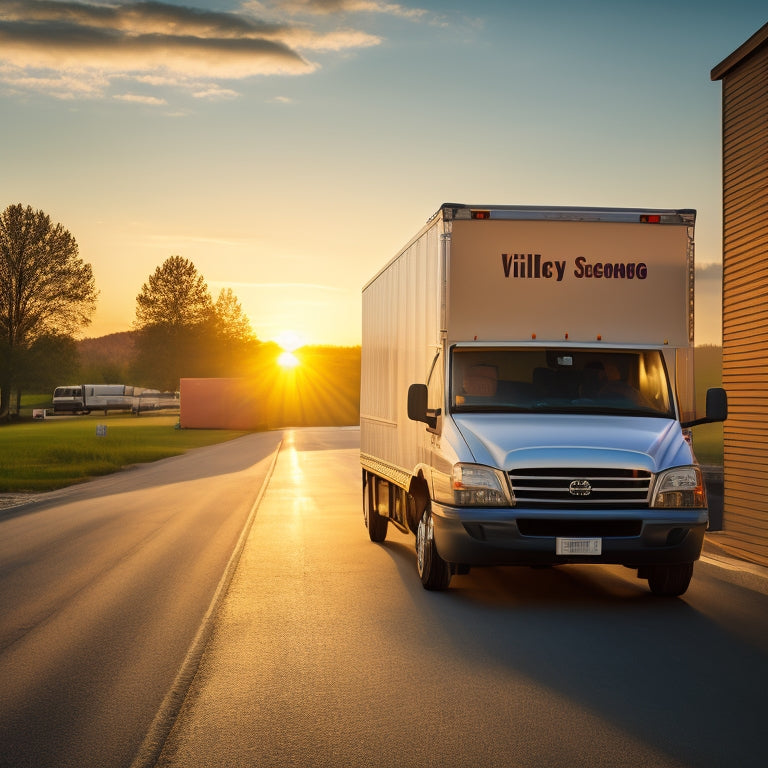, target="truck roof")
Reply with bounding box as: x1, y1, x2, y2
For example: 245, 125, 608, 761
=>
435, 204, 695, 225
